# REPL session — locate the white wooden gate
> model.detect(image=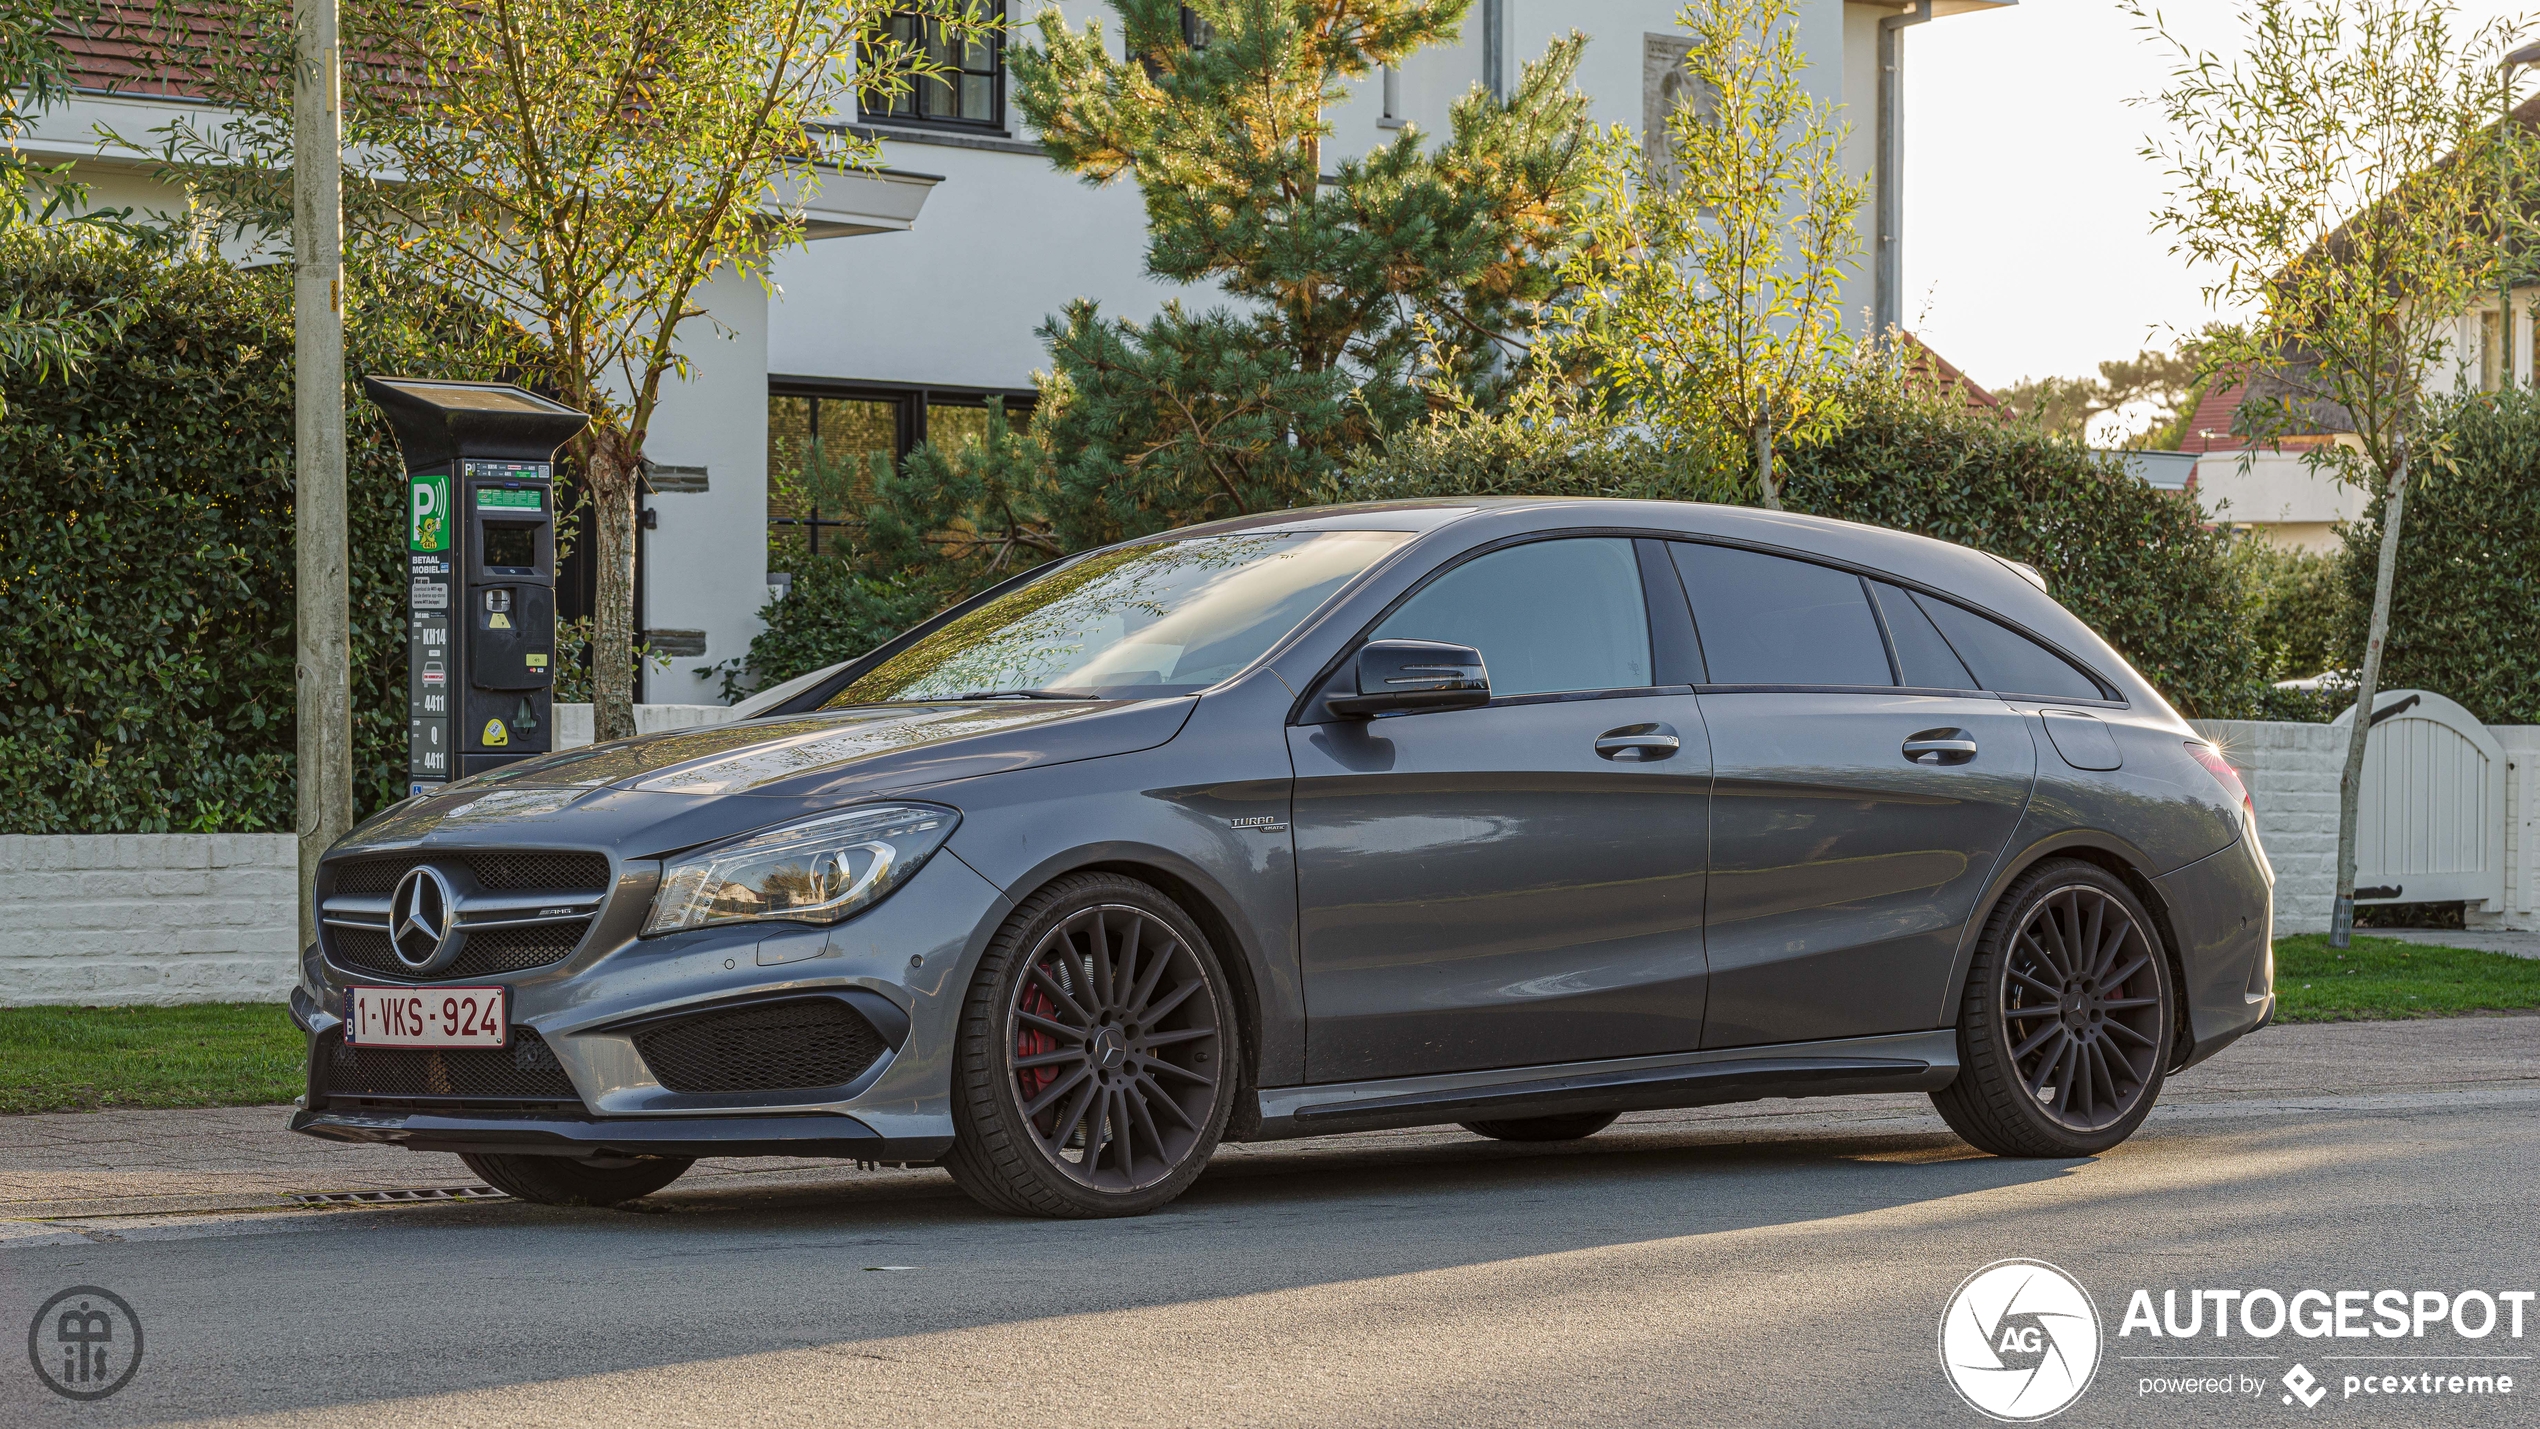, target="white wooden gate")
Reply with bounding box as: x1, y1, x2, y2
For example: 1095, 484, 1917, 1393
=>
2328, 689, 2506, 908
